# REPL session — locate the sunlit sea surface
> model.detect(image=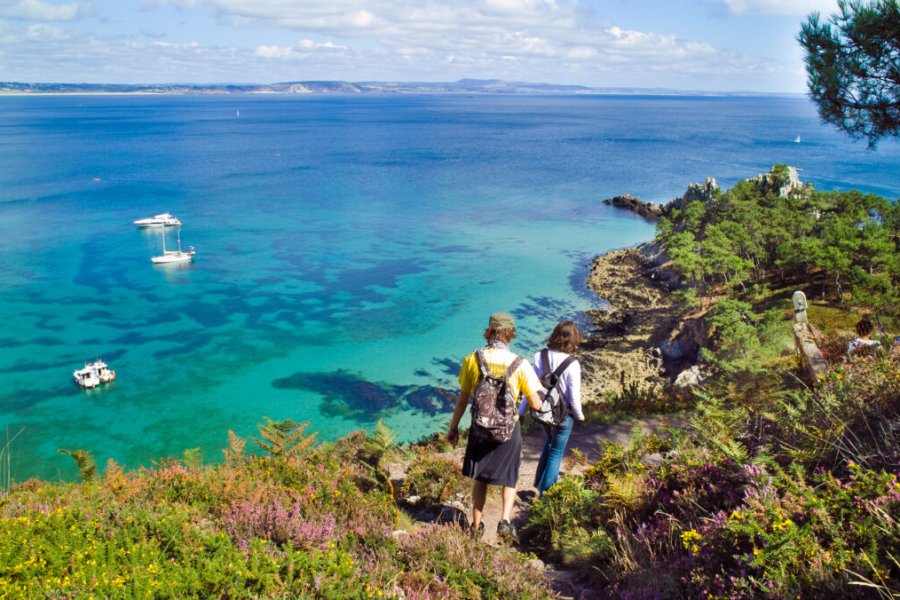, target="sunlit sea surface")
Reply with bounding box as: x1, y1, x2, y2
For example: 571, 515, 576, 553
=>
1, 94, 898, 481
